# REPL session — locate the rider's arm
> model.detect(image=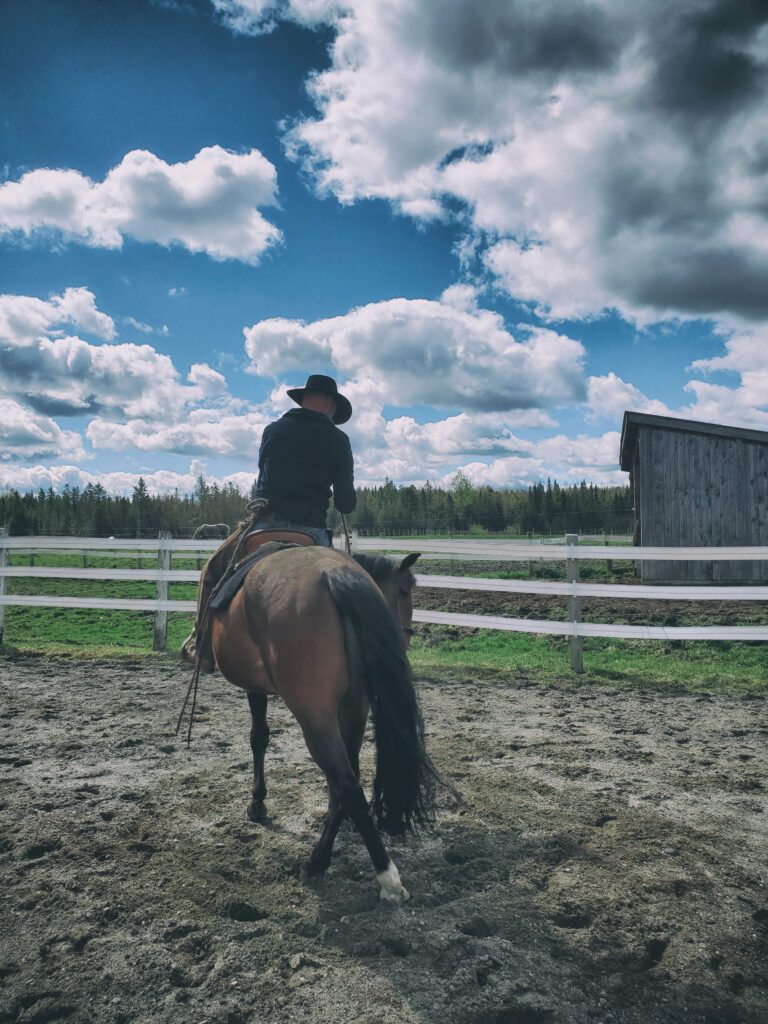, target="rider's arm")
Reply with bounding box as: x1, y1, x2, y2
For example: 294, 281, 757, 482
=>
332, 433, 357, 514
